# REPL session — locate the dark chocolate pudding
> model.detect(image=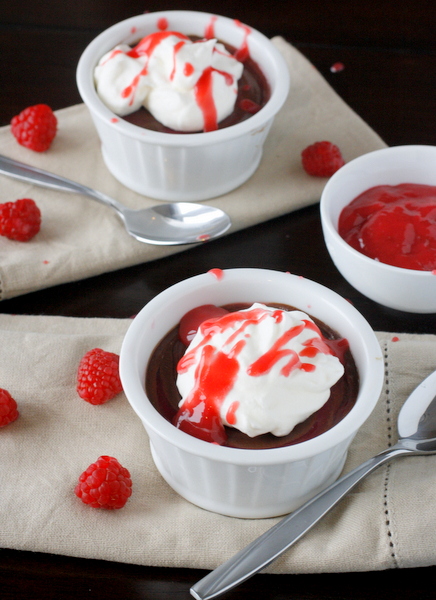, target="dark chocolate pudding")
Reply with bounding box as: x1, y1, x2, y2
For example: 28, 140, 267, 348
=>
122, 39, 270, 134
145, 303, 359, 449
